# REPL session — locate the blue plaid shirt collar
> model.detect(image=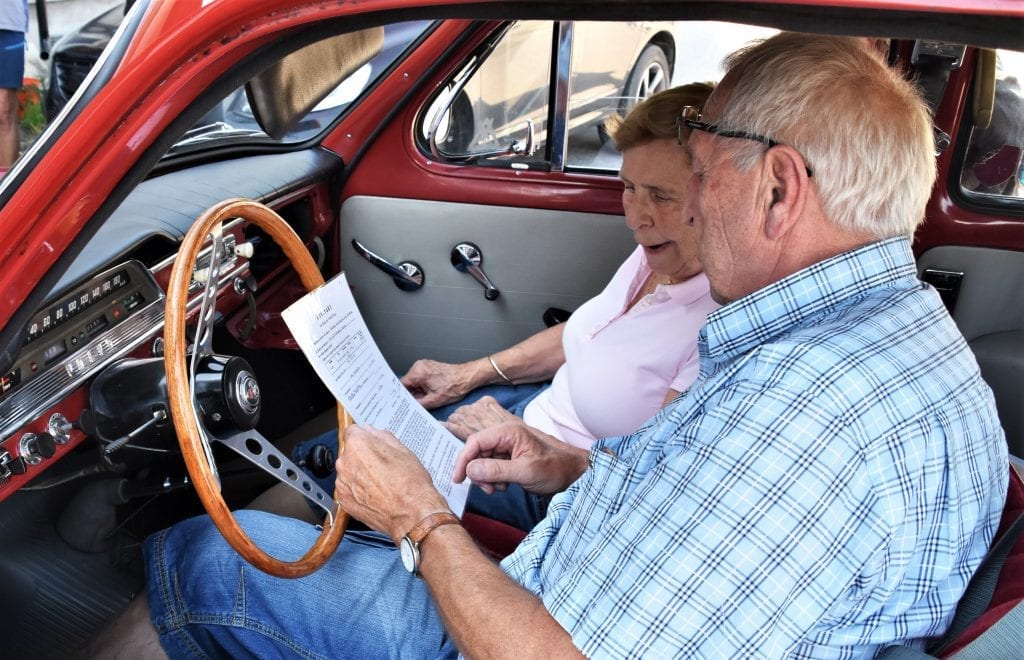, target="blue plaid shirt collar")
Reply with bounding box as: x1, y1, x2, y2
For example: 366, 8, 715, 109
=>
700, 236, 918, 367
